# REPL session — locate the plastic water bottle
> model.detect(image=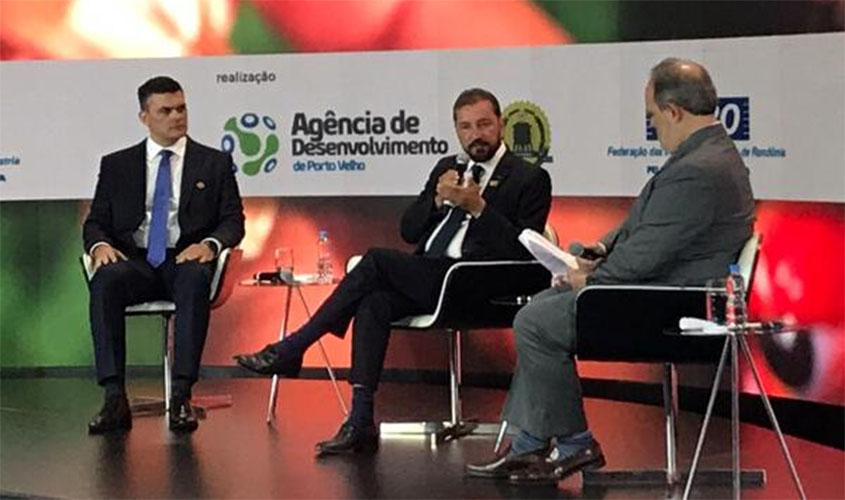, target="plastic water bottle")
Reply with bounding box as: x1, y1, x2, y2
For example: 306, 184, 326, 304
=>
724, 264, 746, 329
316, 229, 334, 284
